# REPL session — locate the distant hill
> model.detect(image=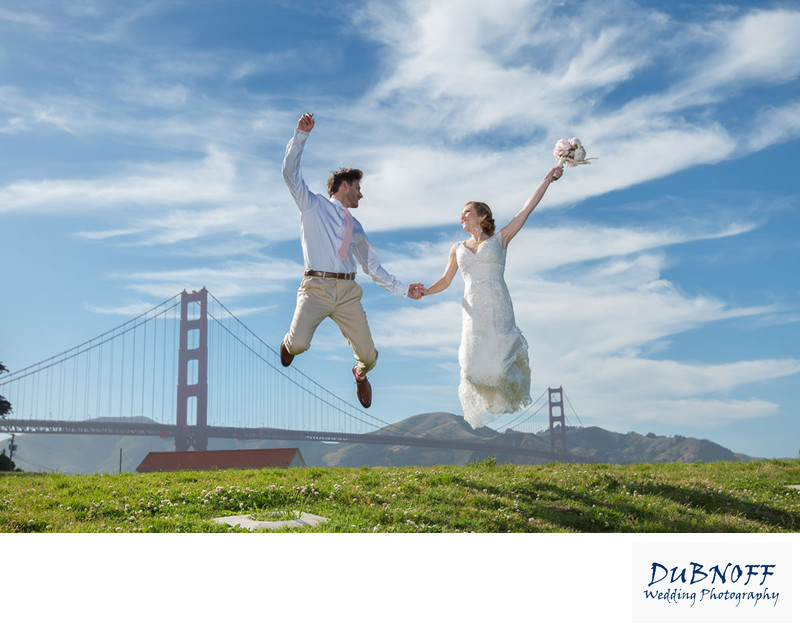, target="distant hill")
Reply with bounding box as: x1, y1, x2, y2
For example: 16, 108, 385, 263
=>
319, 412, 497, 467
561, 426, 752, 464
0, 413, 753, 474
